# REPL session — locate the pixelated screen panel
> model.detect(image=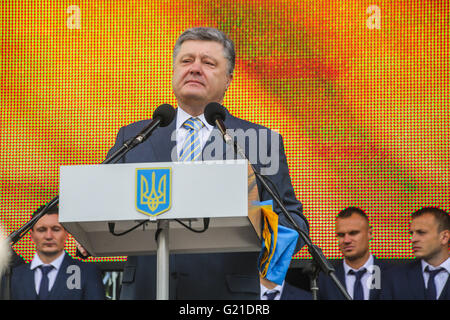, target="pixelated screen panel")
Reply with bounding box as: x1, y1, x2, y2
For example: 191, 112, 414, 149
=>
1, 1, 449, 262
